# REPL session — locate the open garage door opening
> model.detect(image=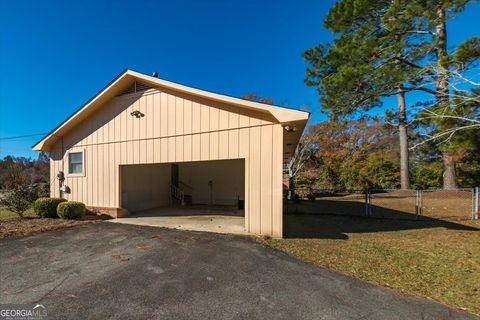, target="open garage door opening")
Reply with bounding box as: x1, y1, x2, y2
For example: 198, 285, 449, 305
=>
120, 159, 245, 234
